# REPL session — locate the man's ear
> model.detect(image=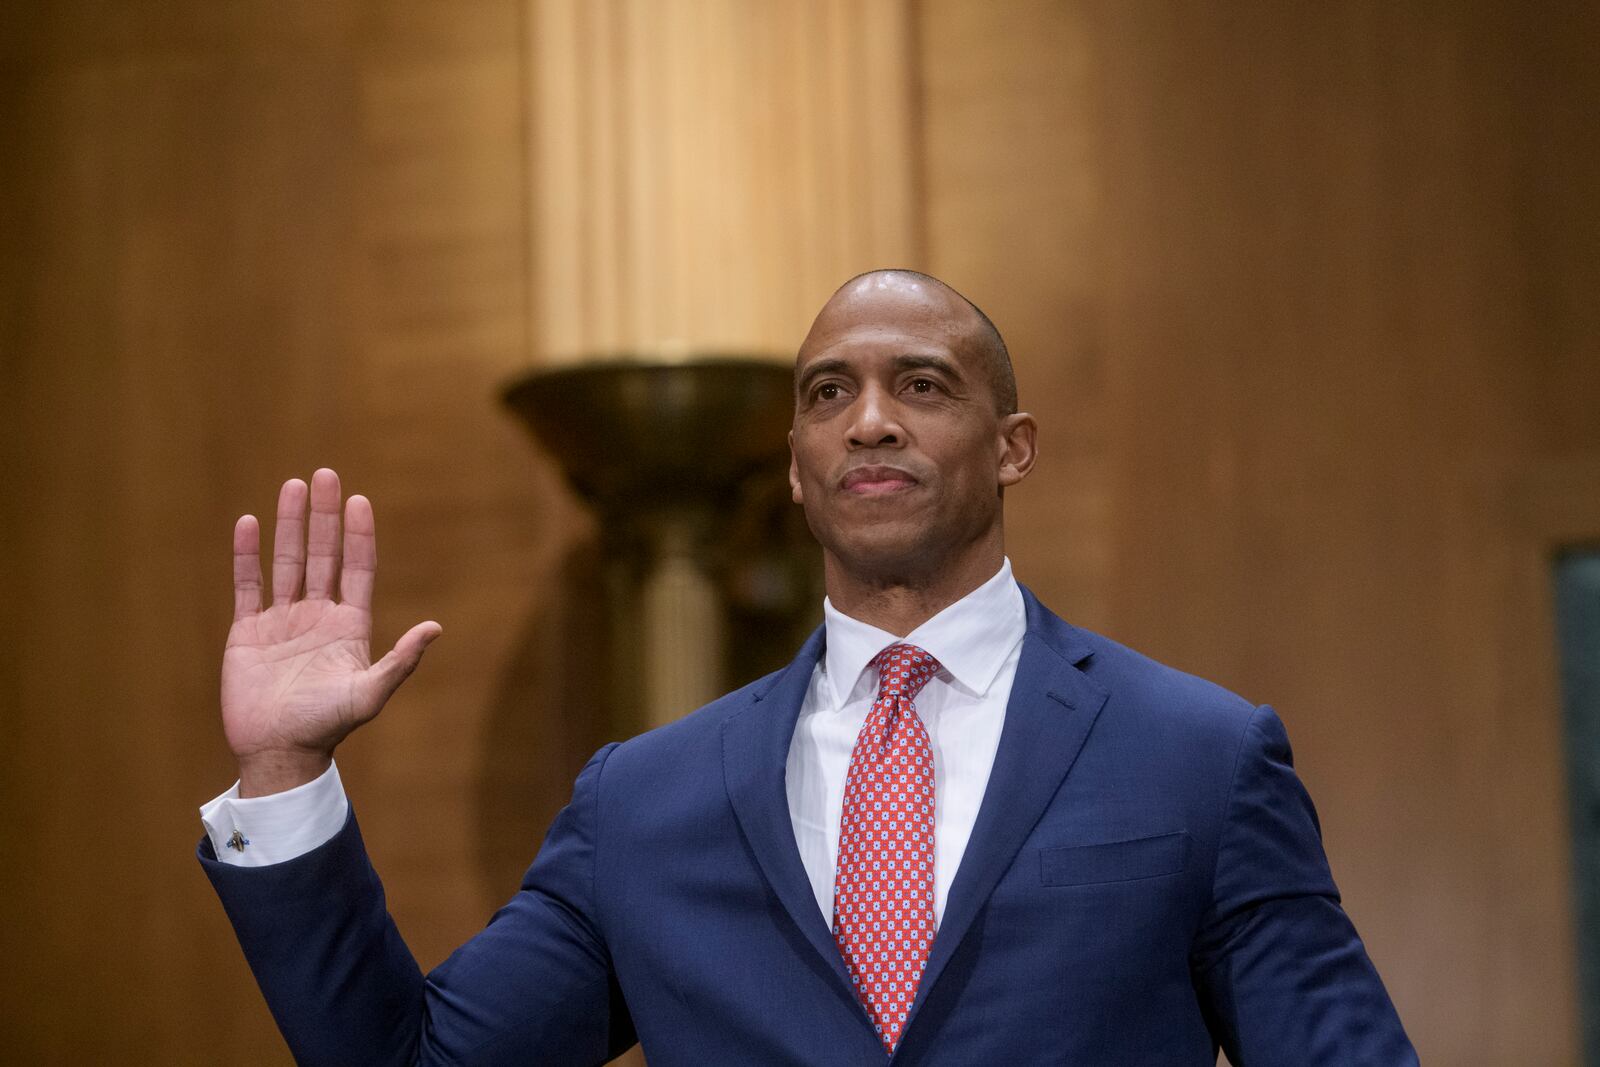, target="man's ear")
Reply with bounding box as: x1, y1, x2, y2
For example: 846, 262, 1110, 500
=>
996, 412, 1038, 488
788, 430, 804, 504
